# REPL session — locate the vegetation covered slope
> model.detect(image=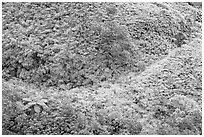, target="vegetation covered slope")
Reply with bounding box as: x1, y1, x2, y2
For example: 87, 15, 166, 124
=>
2, 2, 202, 135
